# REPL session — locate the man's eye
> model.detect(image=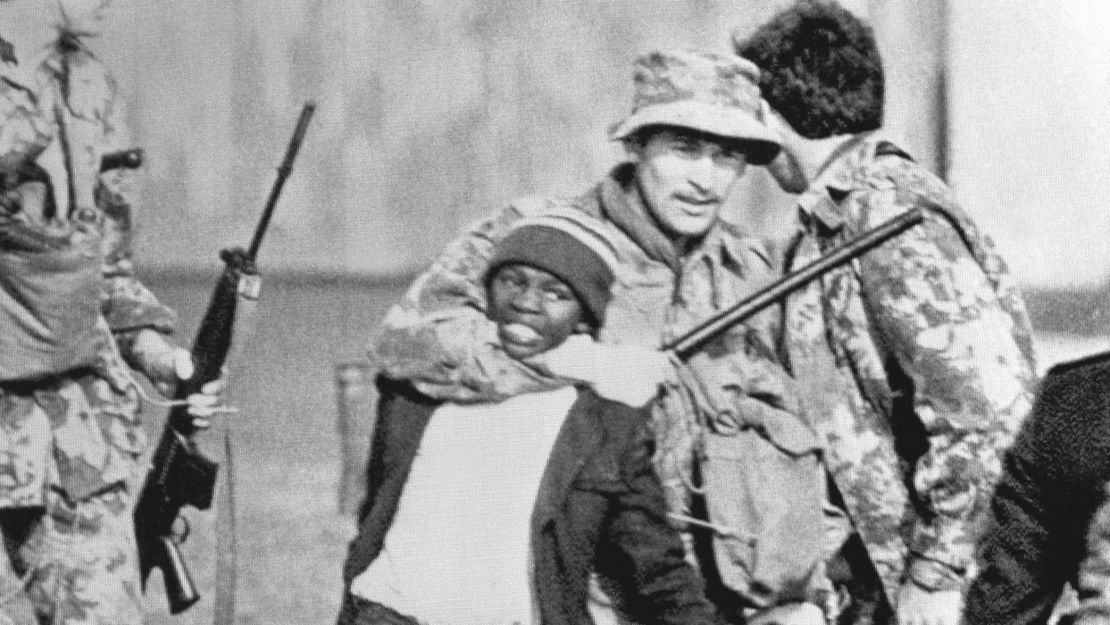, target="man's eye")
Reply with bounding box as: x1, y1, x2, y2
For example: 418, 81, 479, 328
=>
717, 150, 745, 166
672, 140, 700, 156
721, 148, 744, 161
